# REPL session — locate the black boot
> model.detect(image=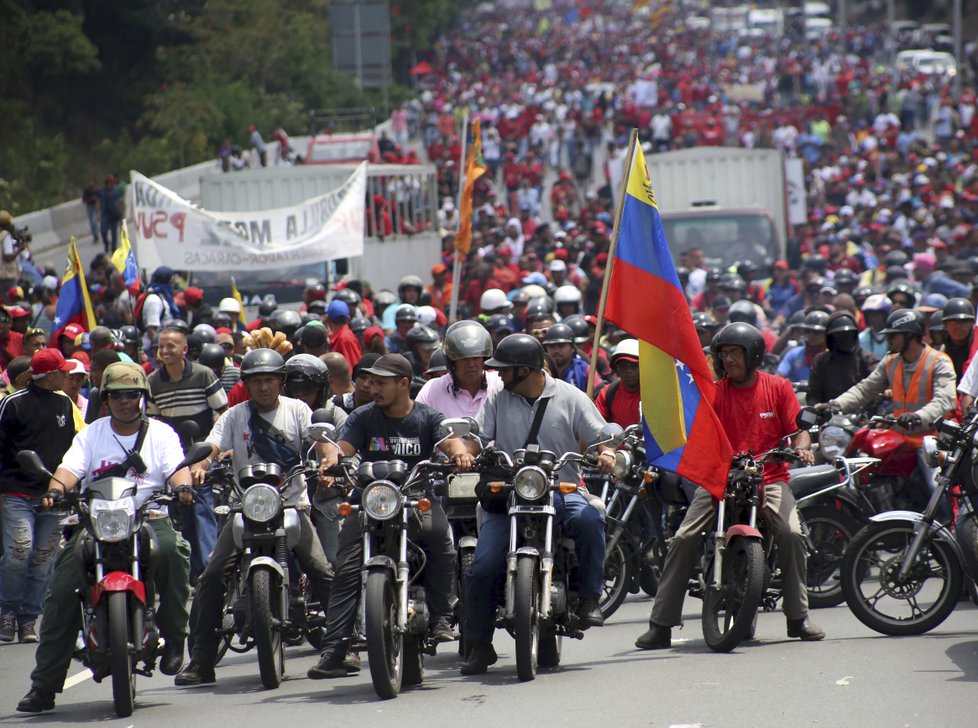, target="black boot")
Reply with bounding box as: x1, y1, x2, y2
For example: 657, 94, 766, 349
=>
459, 643, 498, 675
174, 661, 215, 686
17, 688, 55, 713
576, 597, 605, 627
787, 617, 825, 641
635, 622, 672, 650
307, 652, 356, 680
160, 638, 185, 676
